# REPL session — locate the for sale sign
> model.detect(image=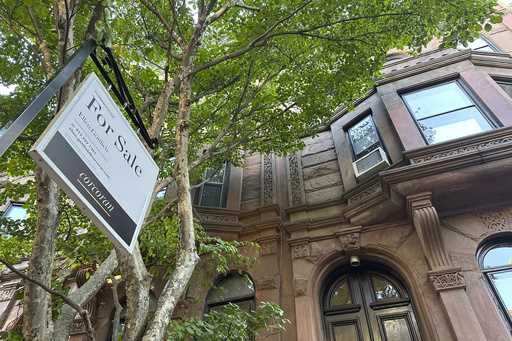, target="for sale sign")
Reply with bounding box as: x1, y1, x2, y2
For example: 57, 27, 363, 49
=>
30, 73, 159, 253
